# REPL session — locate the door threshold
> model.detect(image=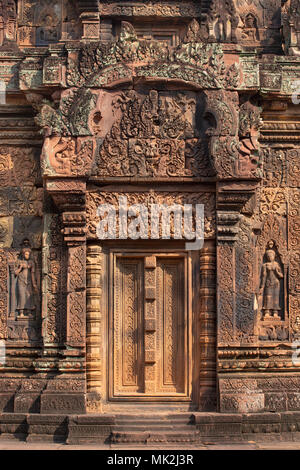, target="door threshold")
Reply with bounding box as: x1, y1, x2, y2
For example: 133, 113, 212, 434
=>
101, 402, 198, 414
